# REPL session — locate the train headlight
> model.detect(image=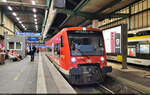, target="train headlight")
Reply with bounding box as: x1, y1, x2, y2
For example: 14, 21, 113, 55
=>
101, 57, 104, 63
71, 57, 76, 63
